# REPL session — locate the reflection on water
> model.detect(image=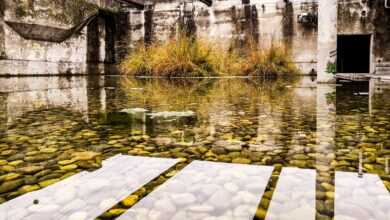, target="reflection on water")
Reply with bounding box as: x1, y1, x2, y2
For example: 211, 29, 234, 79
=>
0, 75, 389, 219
